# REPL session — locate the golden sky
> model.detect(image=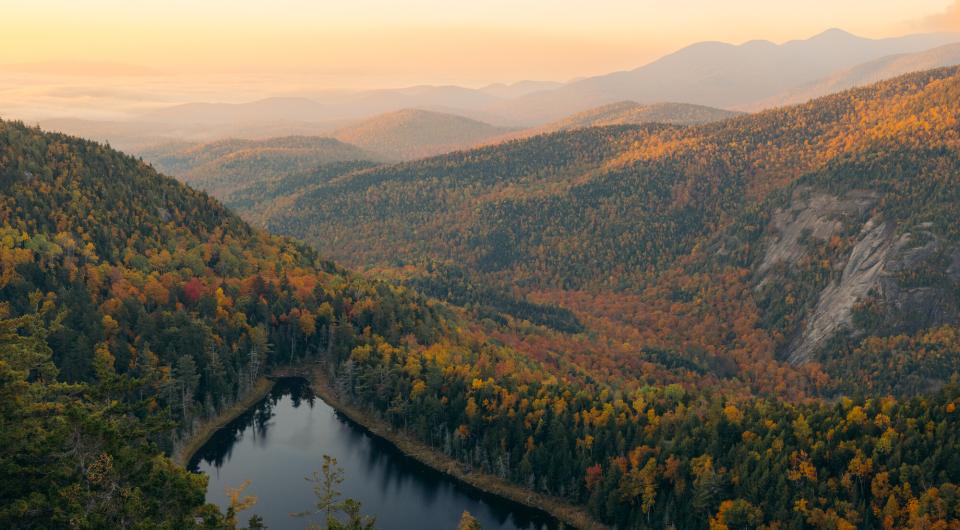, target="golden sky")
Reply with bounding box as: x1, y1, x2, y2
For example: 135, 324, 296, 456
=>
2, 0, 959, 87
